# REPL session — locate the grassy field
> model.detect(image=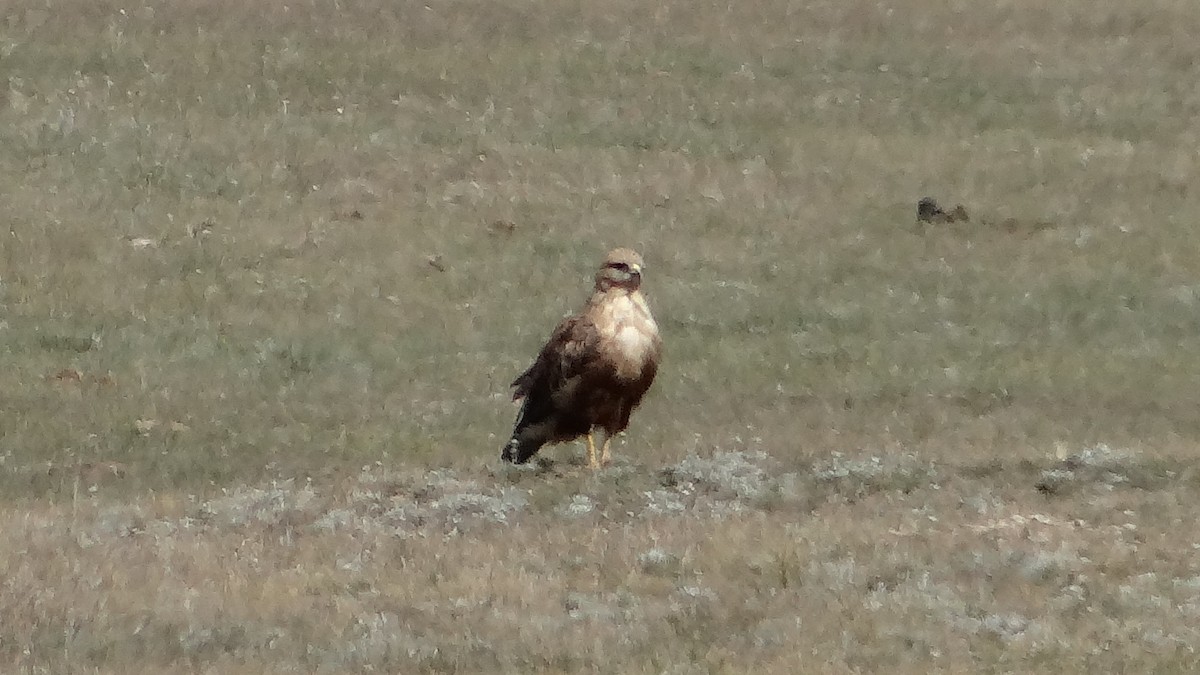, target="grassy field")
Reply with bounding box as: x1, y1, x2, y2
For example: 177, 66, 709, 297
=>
3, 0, 1200, 671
